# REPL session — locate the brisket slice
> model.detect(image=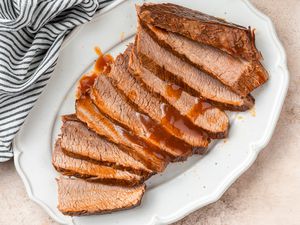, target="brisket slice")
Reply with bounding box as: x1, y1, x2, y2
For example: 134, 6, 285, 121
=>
137, 3, 261, 61
143, 23, 268, 97
60, 116, 153, 176
75, 96, 167, 172
129, 45, 229, 139
91, 75, 198, 159
53, 139, 145, 186
108, 46, 209, 147
57, 176, 145, 216
136, 25, 254, 111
